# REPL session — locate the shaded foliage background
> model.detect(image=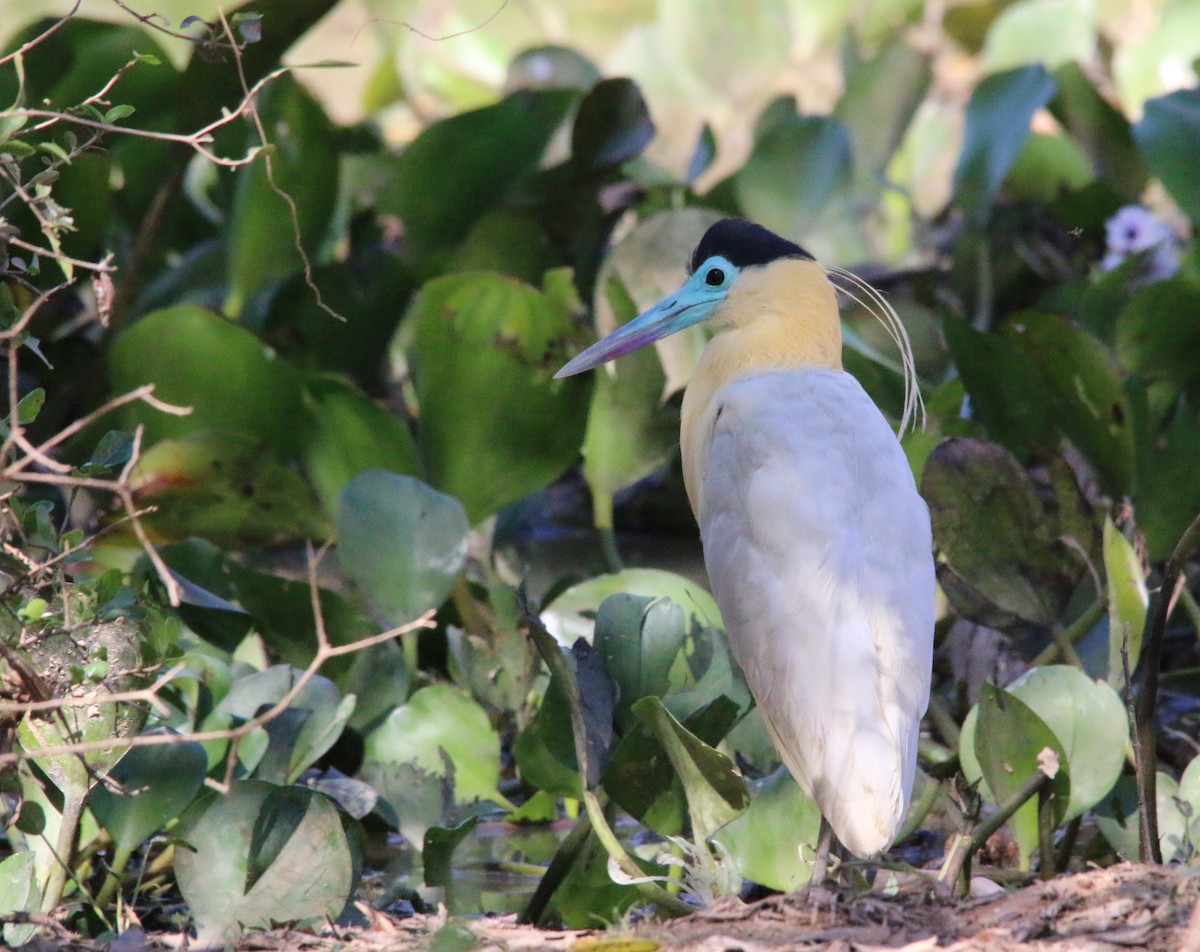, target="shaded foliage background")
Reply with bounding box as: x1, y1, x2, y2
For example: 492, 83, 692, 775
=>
1, 0, 1199, 944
